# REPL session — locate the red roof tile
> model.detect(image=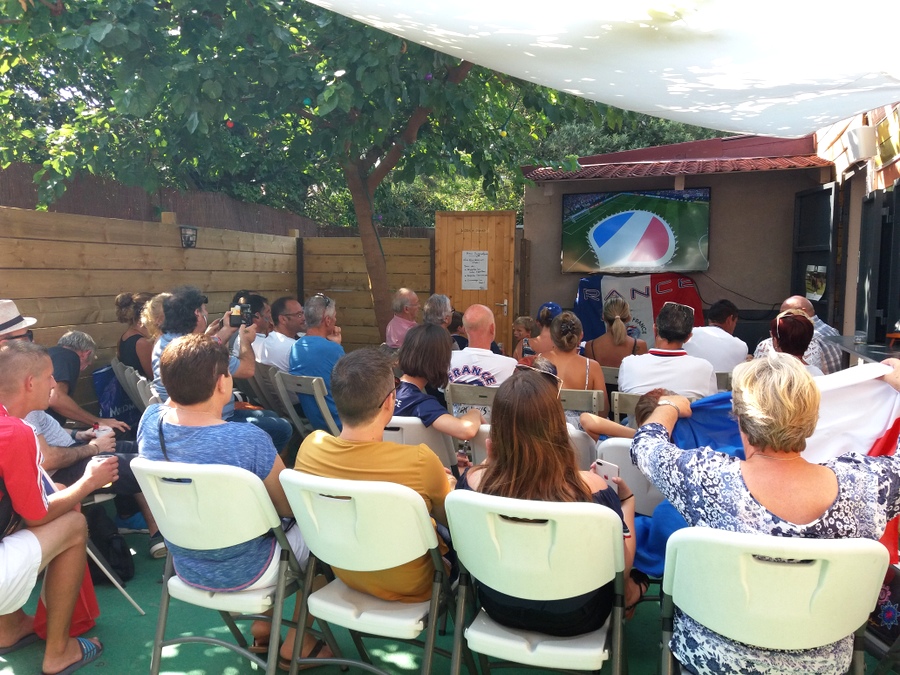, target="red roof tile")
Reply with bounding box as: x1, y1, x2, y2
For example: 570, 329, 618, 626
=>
523, 155, 833, 182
